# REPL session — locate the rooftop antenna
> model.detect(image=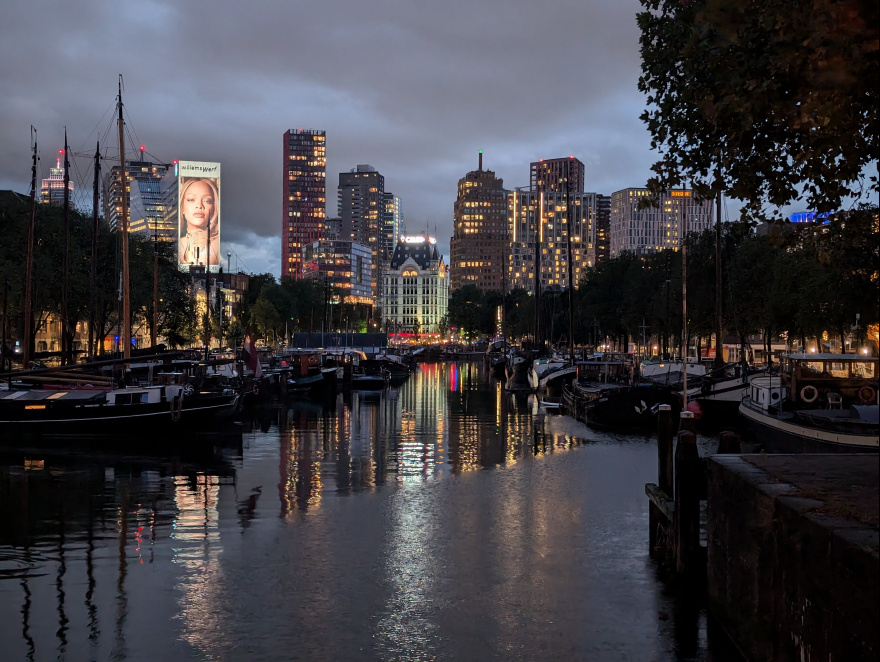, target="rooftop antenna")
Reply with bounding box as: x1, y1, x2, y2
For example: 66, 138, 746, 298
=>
478, 150, 483, 172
